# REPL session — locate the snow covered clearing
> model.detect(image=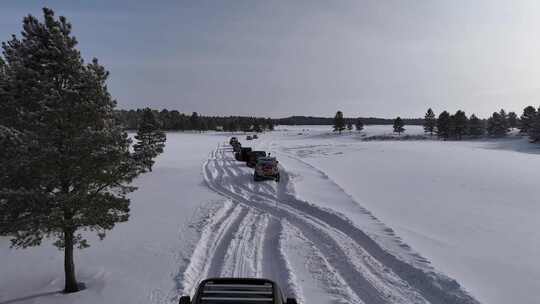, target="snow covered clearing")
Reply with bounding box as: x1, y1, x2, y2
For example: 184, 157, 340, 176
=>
2, 126, 538, 304
270, 125, 540, 304
0, 133, 224, 304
